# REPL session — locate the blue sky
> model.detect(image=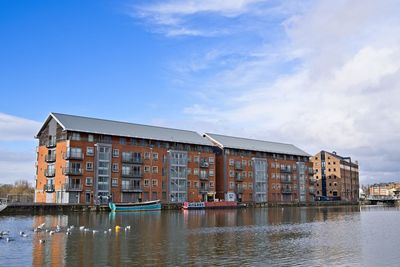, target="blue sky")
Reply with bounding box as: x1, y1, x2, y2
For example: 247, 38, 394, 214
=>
1, 0, 400, 185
